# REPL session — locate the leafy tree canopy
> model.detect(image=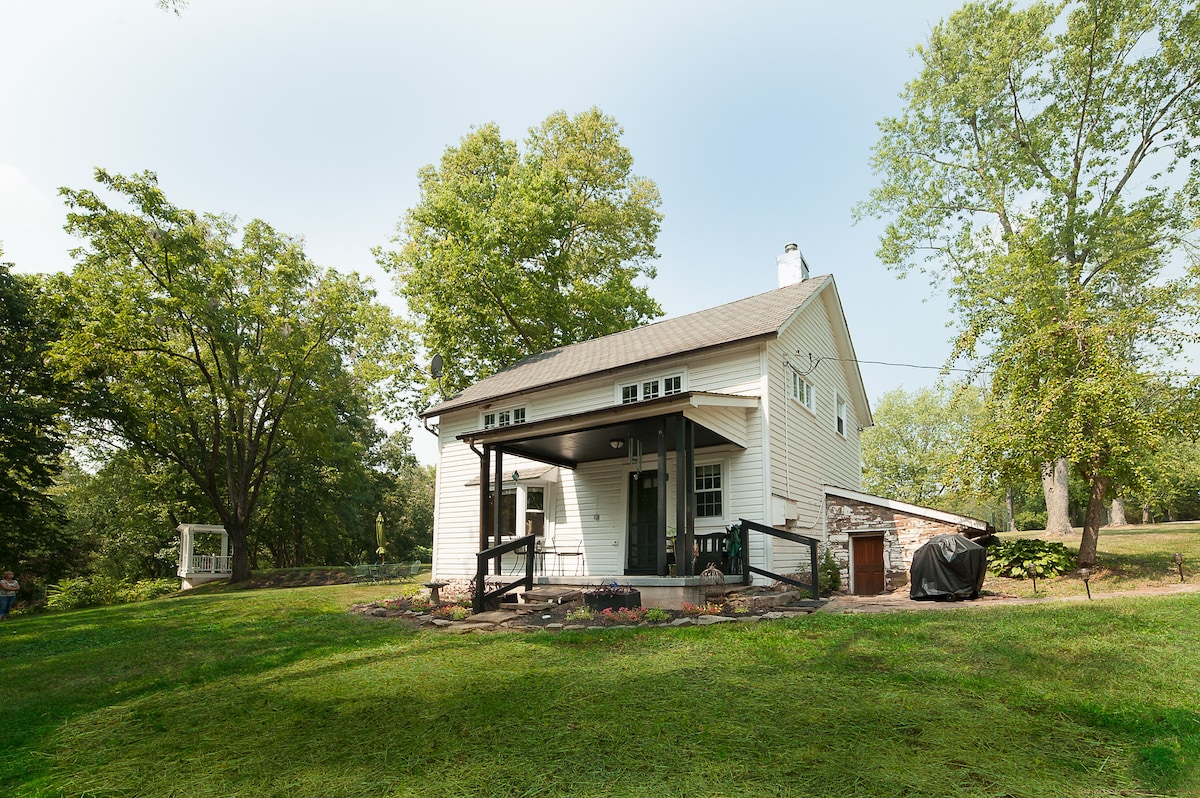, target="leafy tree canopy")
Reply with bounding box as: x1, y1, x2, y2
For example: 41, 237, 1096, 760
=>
0, 251, 71, 575
861, 385, 988, 514
54, 170, 409, 581
378, 107, 663, 398
859, 0, 1200, 564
